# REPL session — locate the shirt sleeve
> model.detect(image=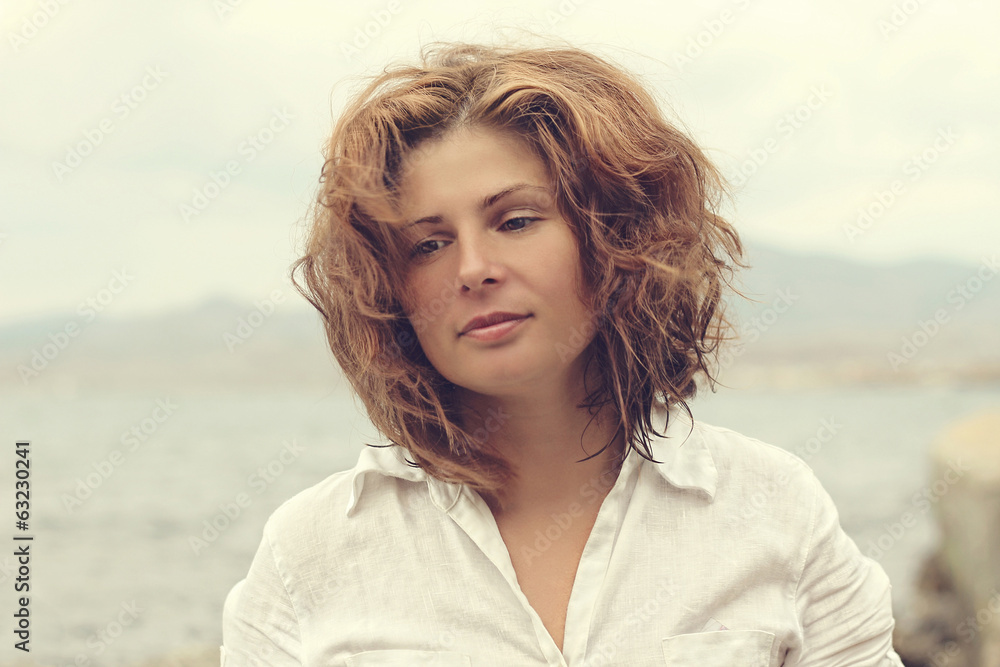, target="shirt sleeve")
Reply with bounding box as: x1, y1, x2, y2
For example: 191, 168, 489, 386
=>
220, 522, 302, 666
792, 470, 905, 667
